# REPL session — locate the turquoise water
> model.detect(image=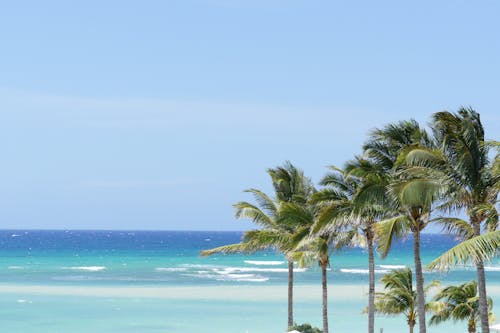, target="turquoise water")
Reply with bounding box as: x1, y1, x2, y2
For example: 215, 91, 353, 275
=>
0, 230, 498, 332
